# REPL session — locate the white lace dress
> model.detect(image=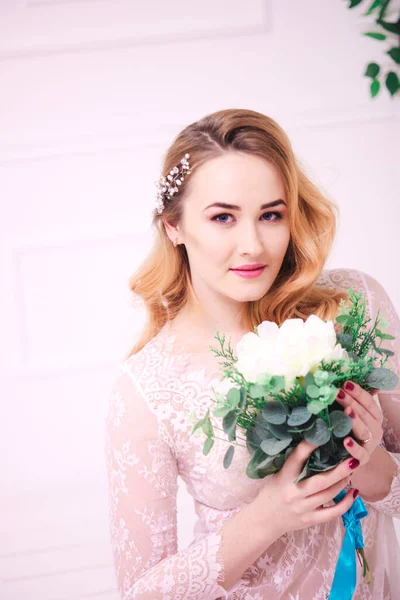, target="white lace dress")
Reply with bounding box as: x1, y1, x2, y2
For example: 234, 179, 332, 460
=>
105, 268, 400, 600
